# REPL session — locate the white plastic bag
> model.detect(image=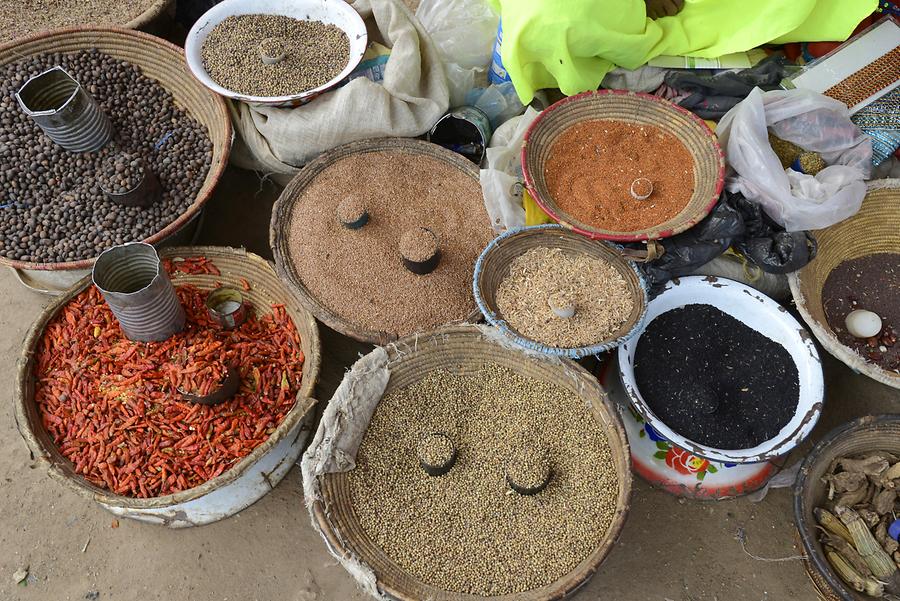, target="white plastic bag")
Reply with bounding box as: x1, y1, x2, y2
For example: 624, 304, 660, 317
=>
479, 107, 540, 232
717, 88, 872, 231
415, 0, 498, 106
